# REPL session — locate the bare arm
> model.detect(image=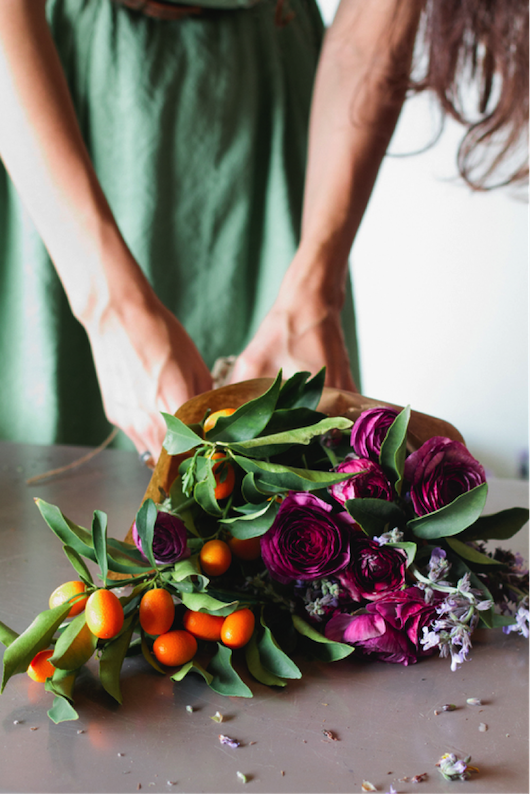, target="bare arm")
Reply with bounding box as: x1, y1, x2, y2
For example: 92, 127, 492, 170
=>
0, 0, 212, 459
229, 0, 422, 391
